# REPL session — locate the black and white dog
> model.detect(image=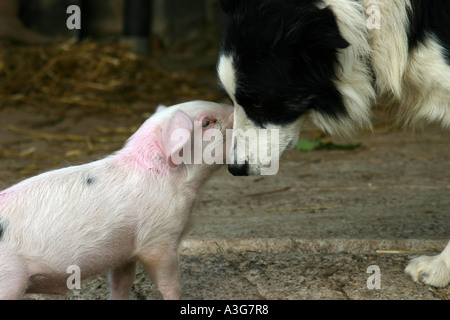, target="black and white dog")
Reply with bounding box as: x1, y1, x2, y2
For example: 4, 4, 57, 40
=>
217, 0, 450, 287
